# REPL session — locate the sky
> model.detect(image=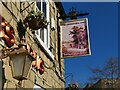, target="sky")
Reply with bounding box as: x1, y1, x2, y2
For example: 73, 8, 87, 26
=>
61, 2, 118, 88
